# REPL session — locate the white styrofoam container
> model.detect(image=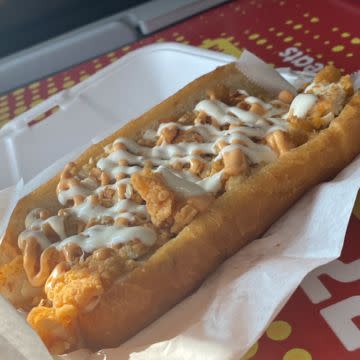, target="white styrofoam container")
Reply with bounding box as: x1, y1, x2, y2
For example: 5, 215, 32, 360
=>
0, 43, 312, 192
0, 43, 235, 190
